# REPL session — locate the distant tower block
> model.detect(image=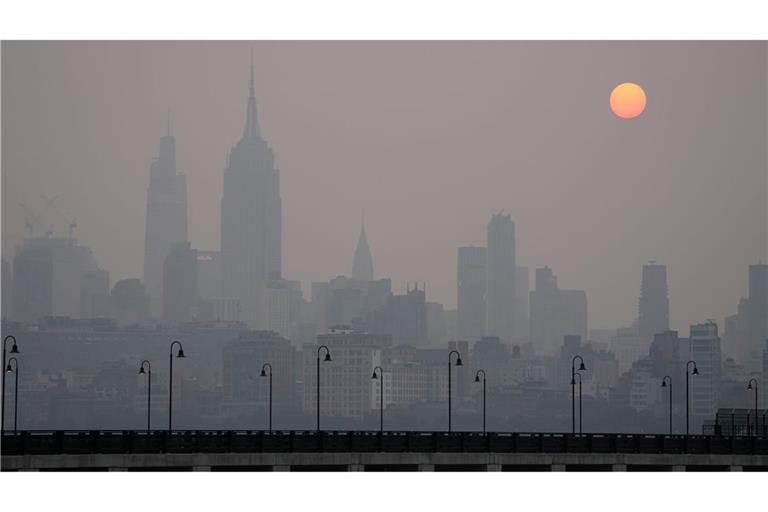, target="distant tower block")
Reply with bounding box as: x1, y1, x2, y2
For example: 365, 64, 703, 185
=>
486, 212, 516, 343
639, 261, 669, 341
